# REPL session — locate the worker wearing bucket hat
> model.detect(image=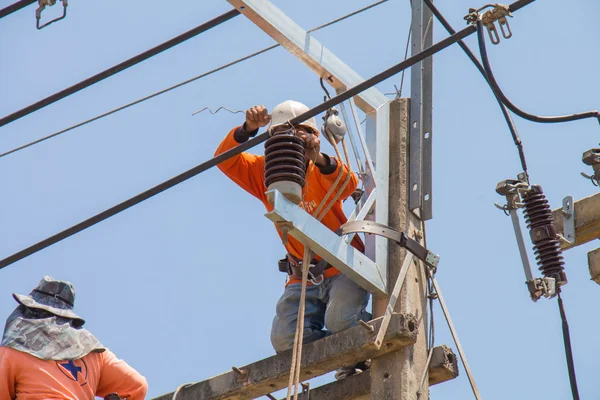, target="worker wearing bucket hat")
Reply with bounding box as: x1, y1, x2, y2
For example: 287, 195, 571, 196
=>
0, 276, 147, 400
